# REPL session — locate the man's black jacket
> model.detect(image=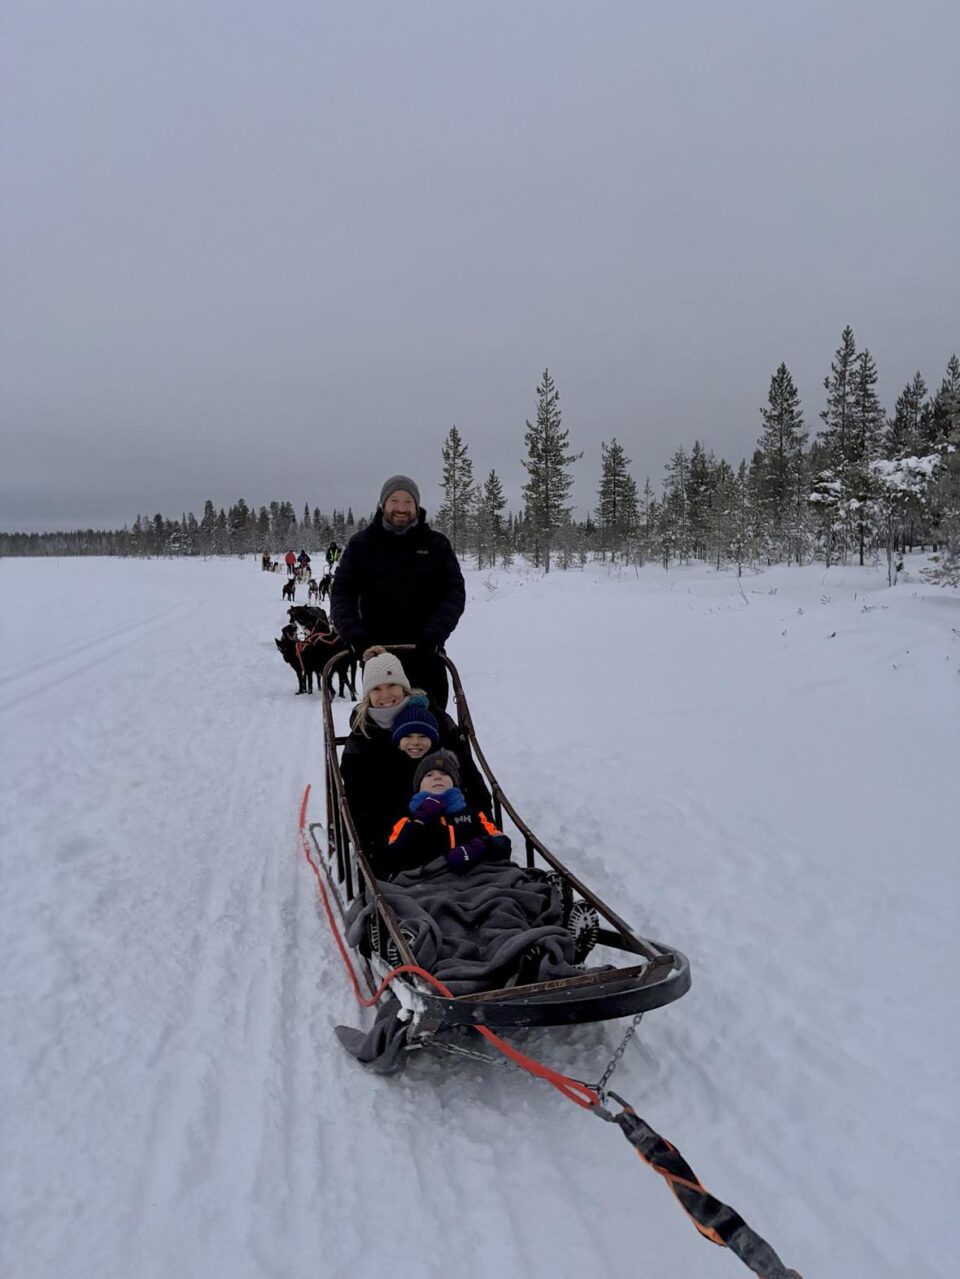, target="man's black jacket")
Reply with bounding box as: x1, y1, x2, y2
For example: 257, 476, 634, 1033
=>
330, 509, 465, 652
